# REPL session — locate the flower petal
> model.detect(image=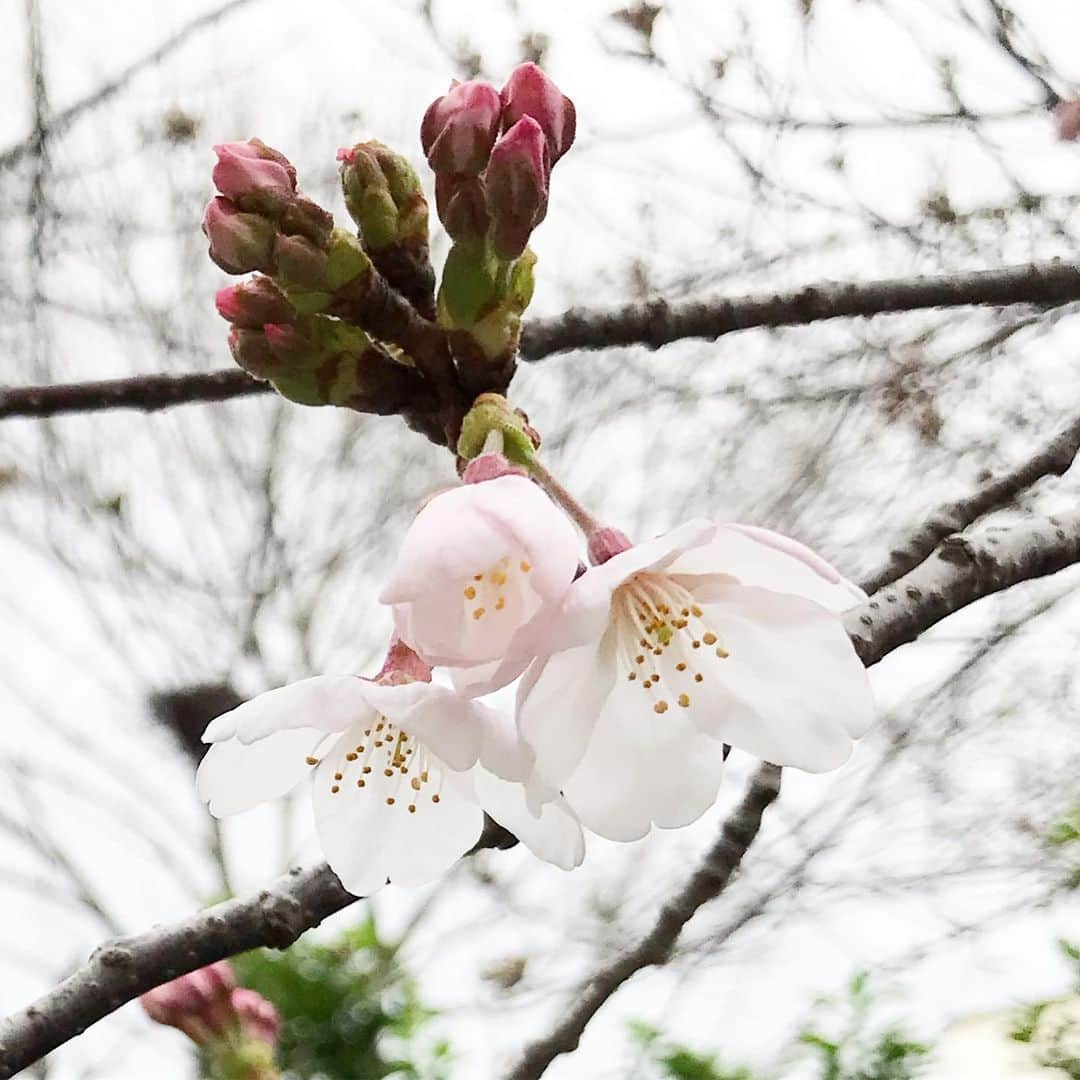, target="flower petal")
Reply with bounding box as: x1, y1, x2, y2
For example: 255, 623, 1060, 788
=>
686, 584, 874, 770
516, 635, 617, 788
312, 721, 483, 894
225, 676, 376, 745
197, 727, 330, 816
669, 524, 864, 612
473, 767, 585, 870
